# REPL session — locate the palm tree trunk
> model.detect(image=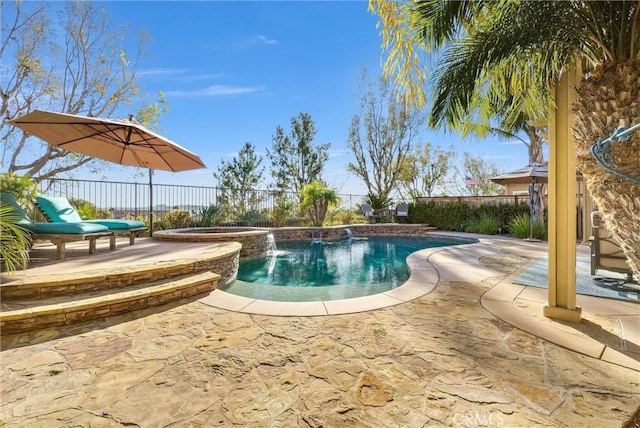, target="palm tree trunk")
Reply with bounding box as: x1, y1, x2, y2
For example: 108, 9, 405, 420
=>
573, 61, 640, 279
